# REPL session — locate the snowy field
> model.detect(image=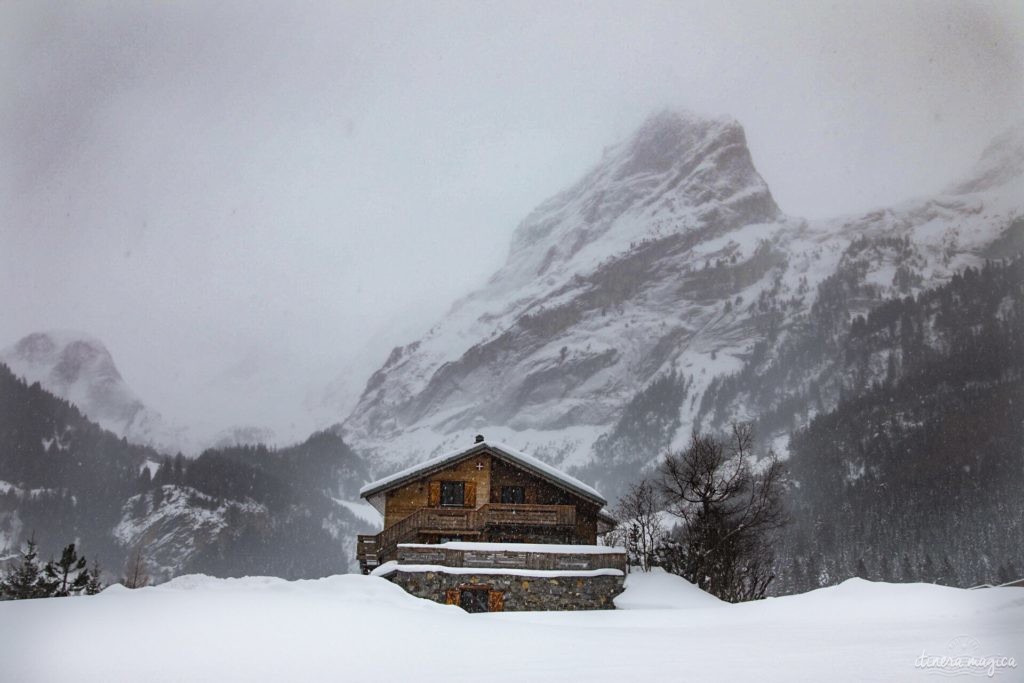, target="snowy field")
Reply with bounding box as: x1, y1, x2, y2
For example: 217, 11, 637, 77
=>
1, 569, 1022, 682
